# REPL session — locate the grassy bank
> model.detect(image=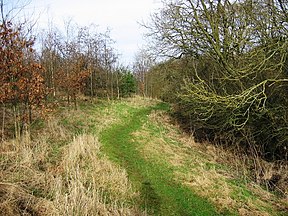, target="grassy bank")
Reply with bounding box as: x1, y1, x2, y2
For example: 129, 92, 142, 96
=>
0, 97, 287, 215
100, 102, 220, 215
